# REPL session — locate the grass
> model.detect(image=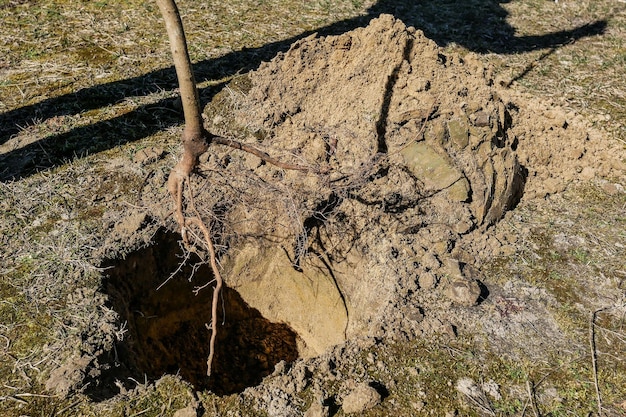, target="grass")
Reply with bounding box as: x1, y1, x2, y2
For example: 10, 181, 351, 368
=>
1, 0, 625, 416
288, 333, 622, 416
481, 183, 626, 414
492, 0, 626, 139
